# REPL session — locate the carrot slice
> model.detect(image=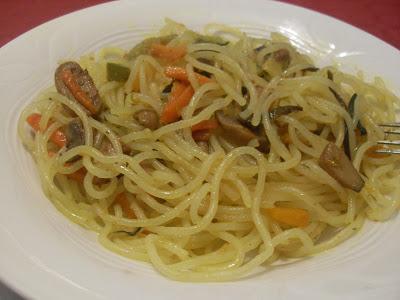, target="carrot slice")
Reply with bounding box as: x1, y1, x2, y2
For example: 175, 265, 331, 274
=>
263, 207, 310, 227
27, 113, 67, 148
192, 130, 211, 141
150, 44, 187, 61
66, 167, 87, 183
48, 151, 87, 183
50, 130, 68, 148
191, 119, 218, 141
160, 82, 194, 124
60, 69, 98, 114
113, 193, 136, 219
191, 119, 219, 132
365, 145, 391, 158
165, 66, 211, 85
170, 80, 187, 97
26, 113, 42, 131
